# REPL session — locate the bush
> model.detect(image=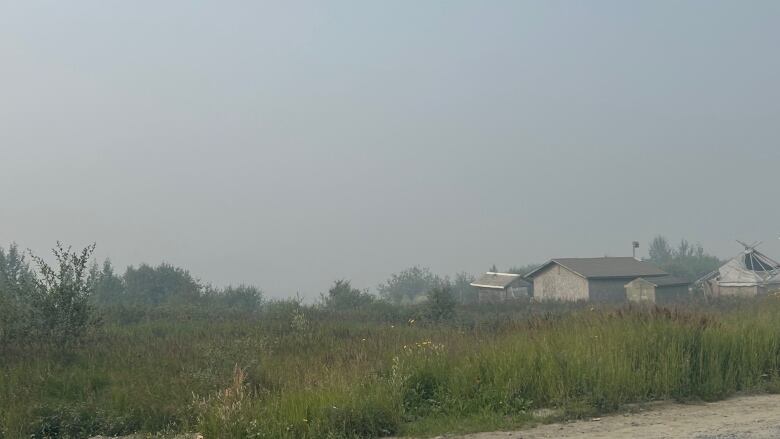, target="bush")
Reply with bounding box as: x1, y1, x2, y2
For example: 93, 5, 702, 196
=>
28, 243, 99, 344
